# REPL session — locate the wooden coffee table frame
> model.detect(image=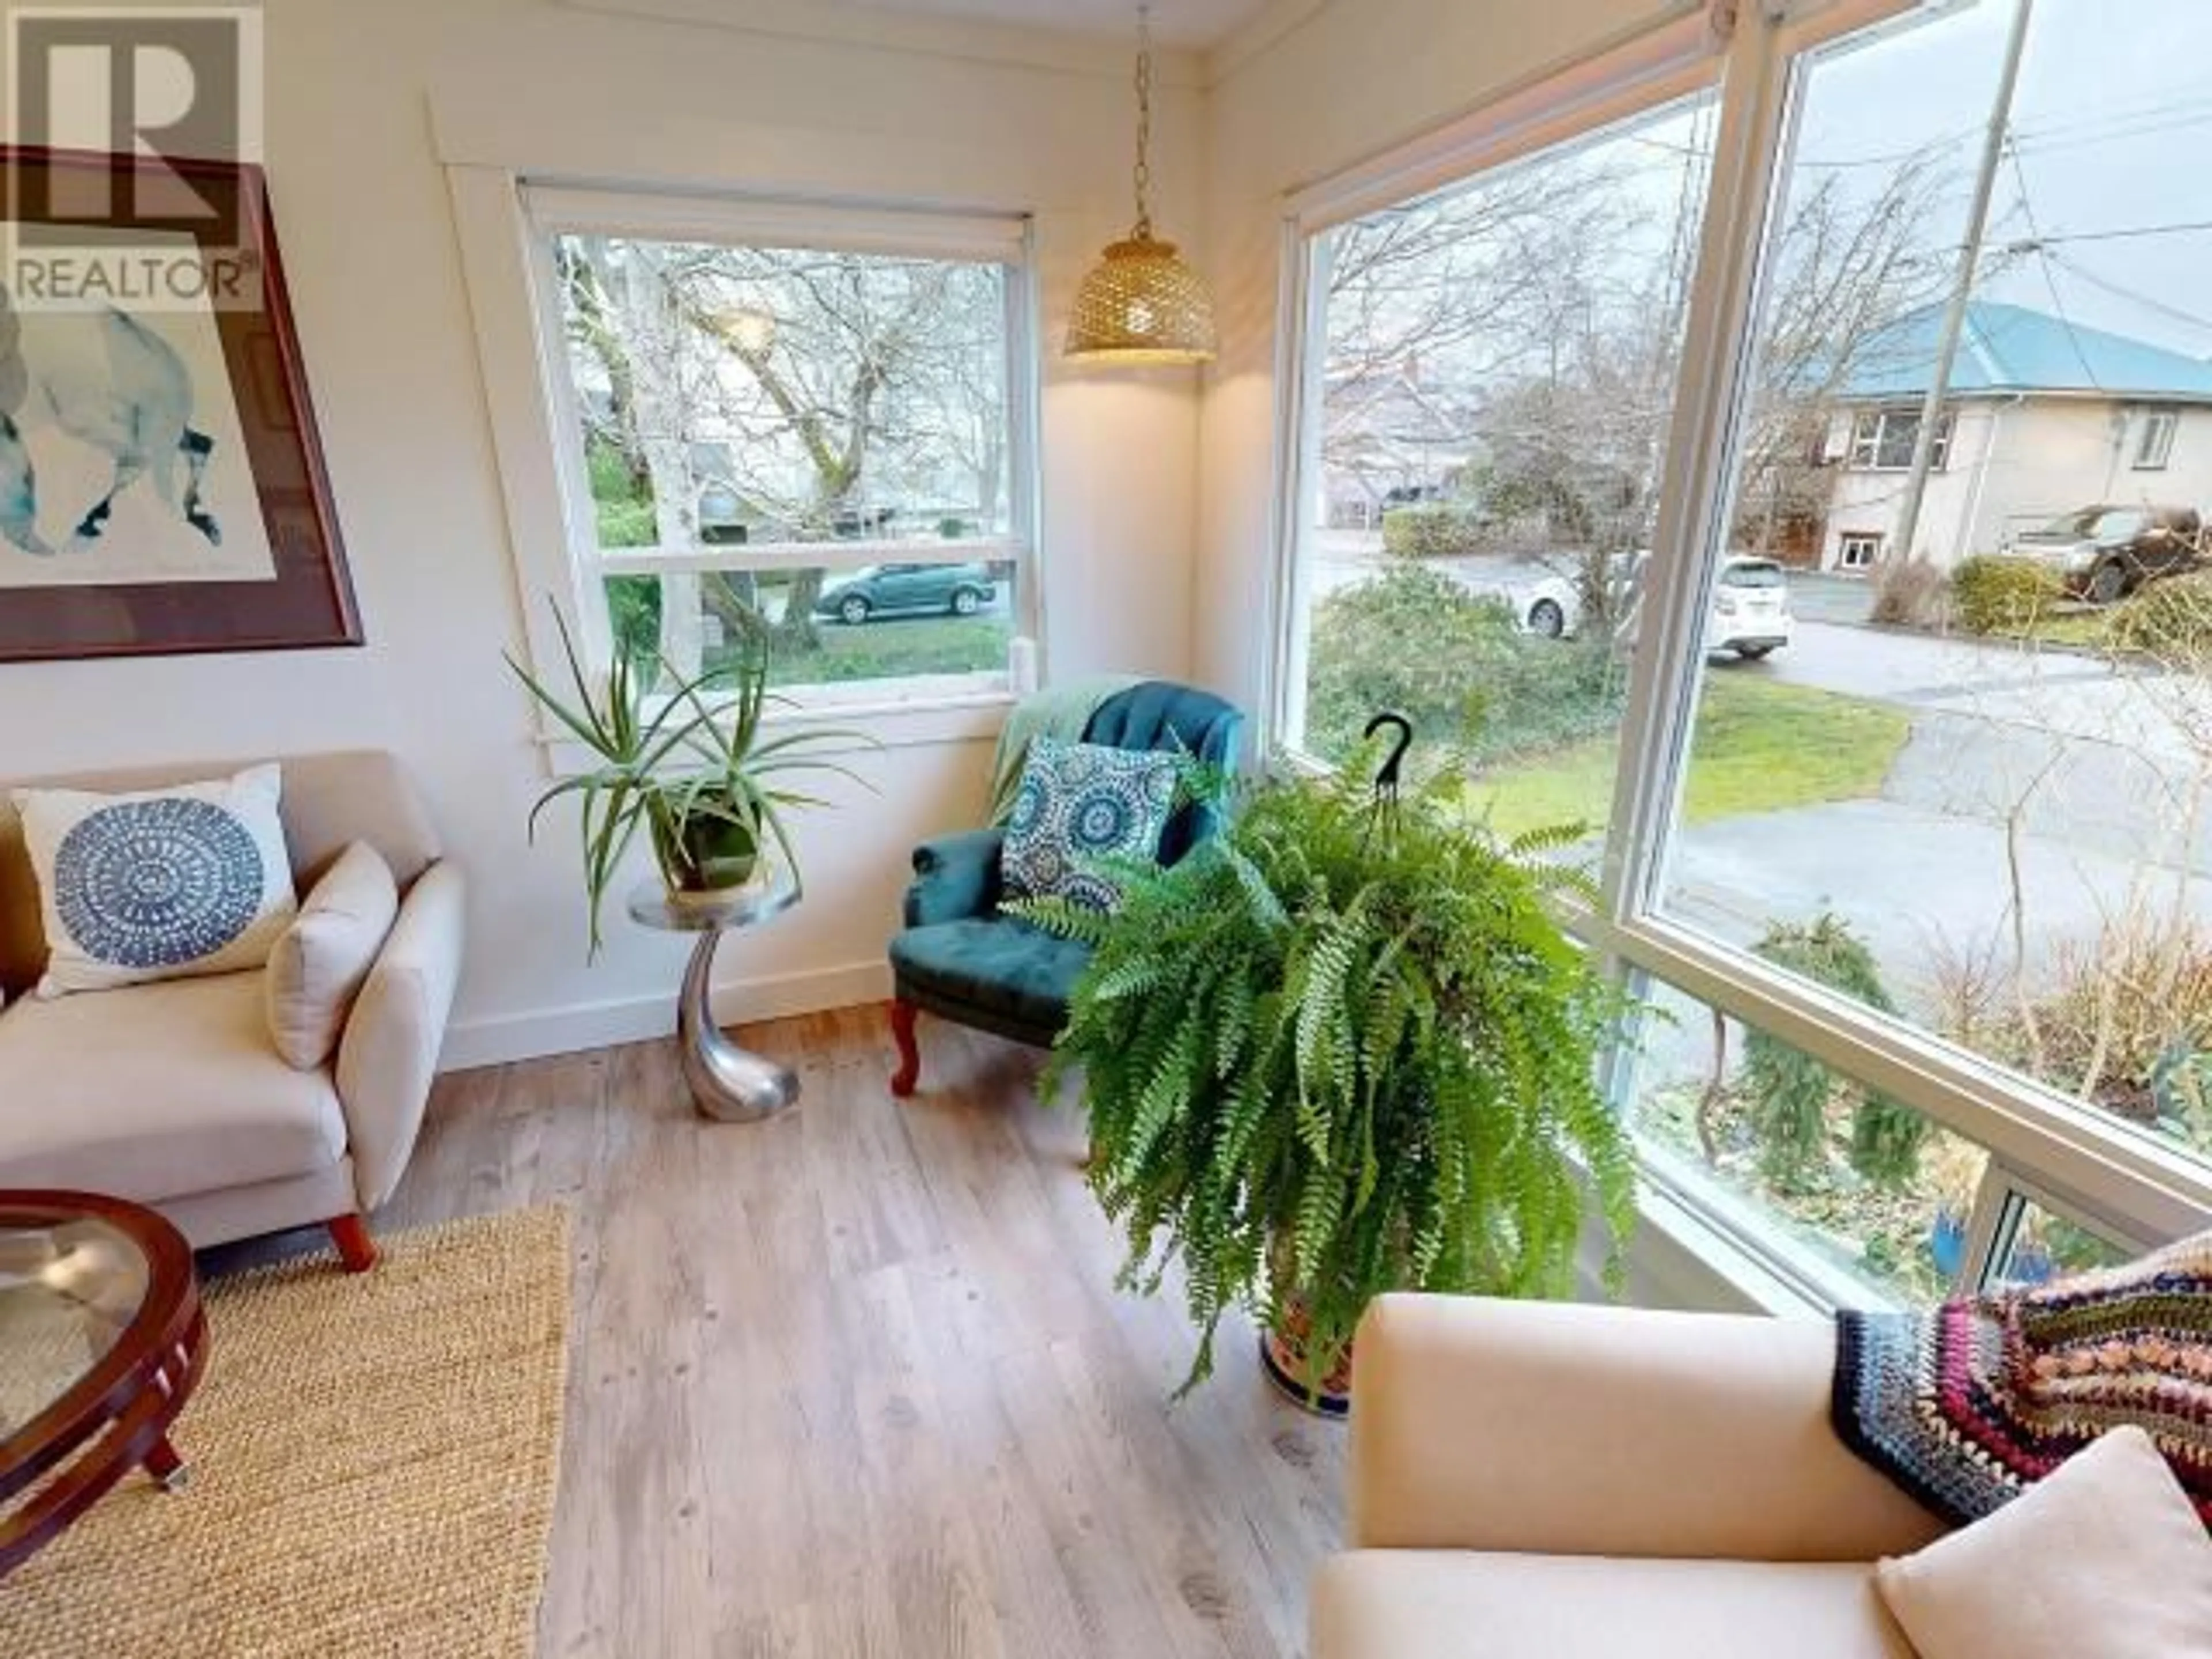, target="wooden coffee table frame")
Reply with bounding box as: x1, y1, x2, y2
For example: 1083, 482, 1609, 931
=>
0, 1191, 207, 1578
